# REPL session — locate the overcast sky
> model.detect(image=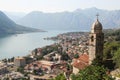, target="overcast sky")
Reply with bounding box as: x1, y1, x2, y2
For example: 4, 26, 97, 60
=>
0, 0, 120, 13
